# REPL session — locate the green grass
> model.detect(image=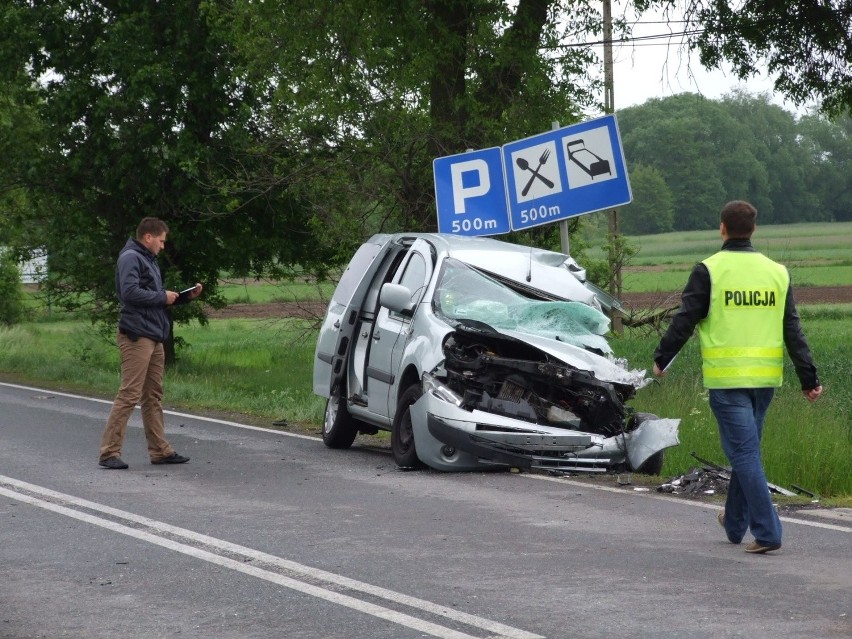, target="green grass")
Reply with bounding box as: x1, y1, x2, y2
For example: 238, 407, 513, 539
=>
622, 264, 852, 293
168, 319, 323, 423
589, 221, 852, 293
621, 221, 852, 260
0, 319, 326, 427
217, 279, 334, 304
